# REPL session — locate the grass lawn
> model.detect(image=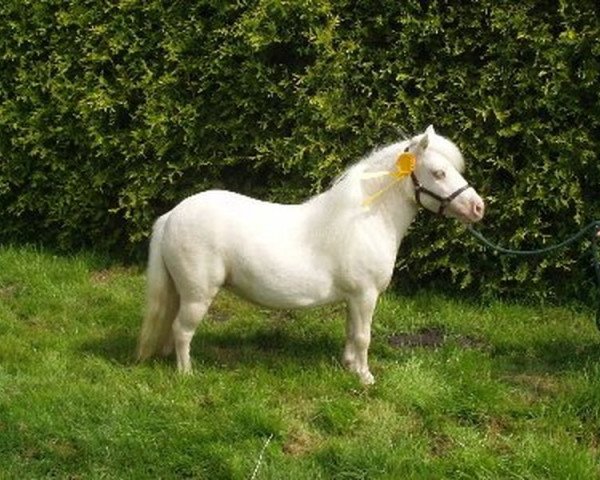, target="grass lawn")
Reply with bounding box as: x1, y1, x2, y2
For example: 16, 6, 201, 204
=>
1, 245, 600, 479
